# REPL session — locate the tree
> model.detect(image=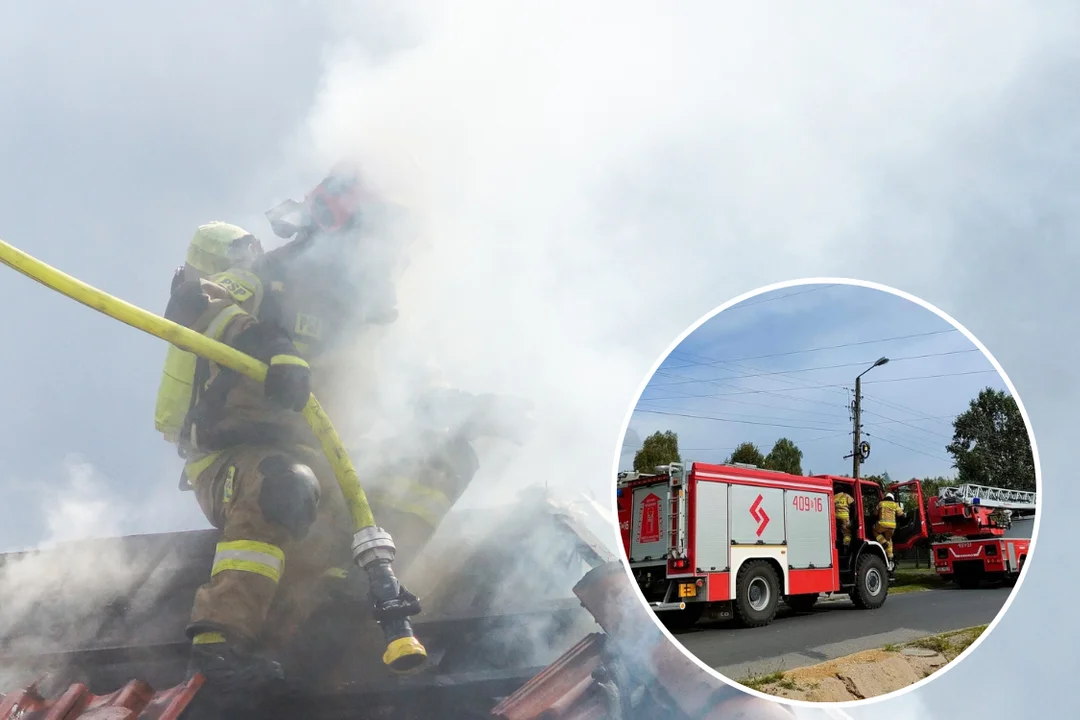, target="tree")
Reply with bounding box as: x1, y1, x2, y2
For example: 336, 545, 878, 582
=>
633, 430, 681, 473
727, 441, 766, 467
763, 437, 804, 475
946, 387, 1035, 491
919, 475, 958, 501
